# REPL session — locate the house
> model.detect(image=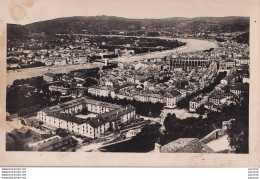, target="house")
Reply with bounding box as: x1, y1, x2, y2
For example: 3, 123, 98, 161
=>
29, 127, 52, 140
220, 75, 235, 86
87, 85, 111, 98
226, 59, 236, 69
153, 138, 214, 153
208, 92, 226, 105
235, 56, 249, 66
29, 135, 77, 151
229, 83, 249, 96
43, 73, 57, 83
49, 85, 70, 95
44, 60, 53, 66
189, 96, 203, 112
54, 59, 67, 66
36, 97, 136, 138
164, 90, 182, 108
